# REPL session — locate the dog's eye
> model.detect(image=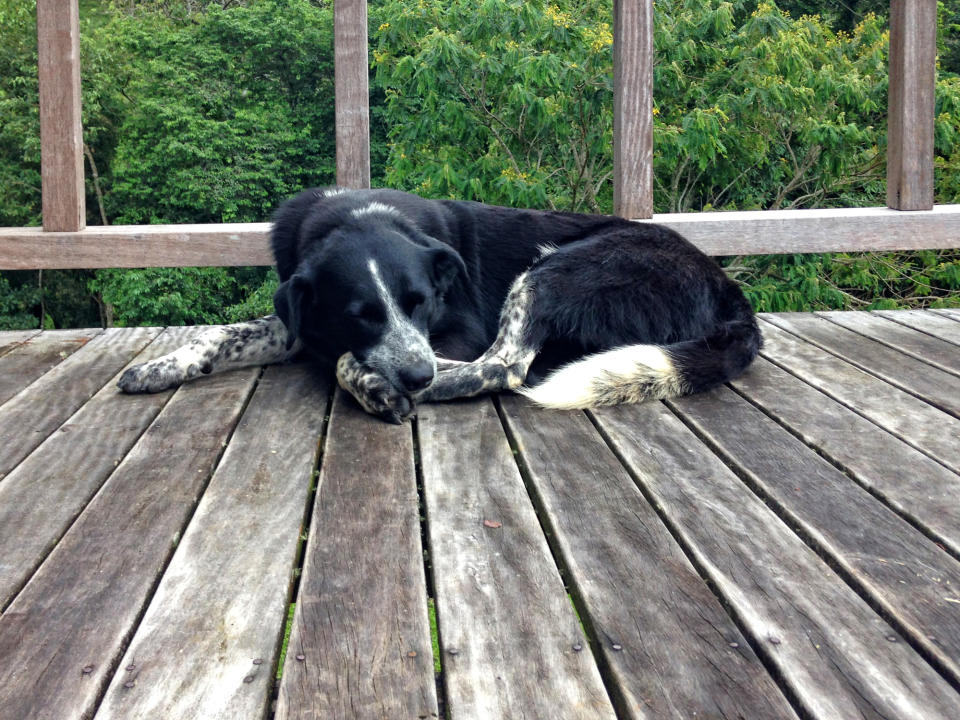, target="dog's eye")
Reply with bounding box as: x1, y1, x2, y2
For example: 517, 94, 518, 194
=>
401, 292, 426, 315
349, 303, 385, 325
